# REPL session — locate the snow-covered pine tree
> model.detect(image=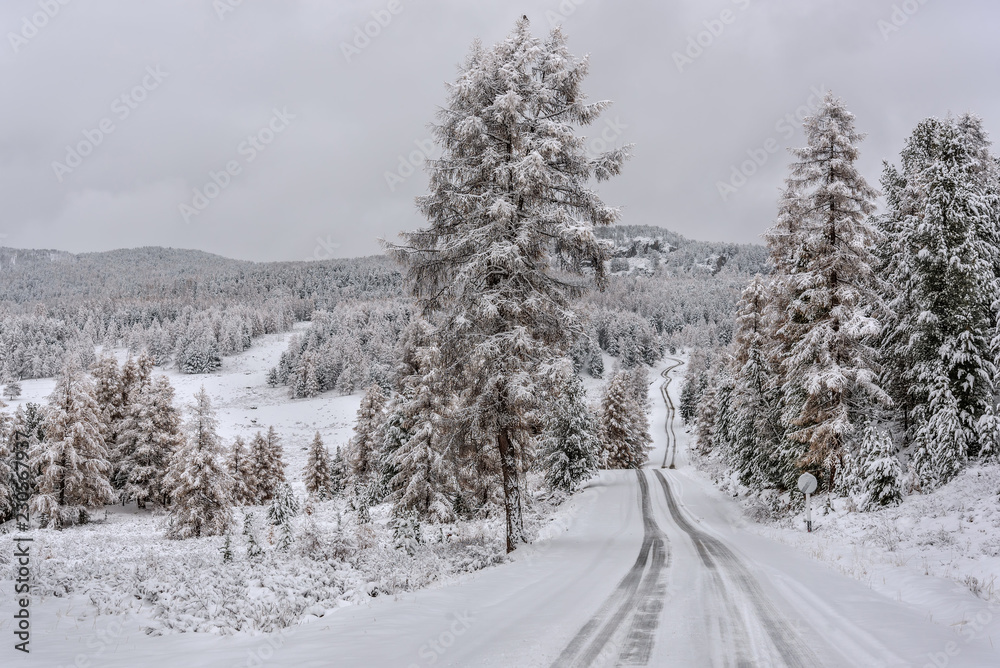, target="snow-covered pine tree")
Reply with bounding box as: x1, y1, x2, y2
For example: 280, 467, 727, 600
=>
30, 361, 116, 528
679, 349, 712, 425
600, 369, 651, 469
7, 404, 43, 516
292, 354, 320, 399
220, 534, 234, 563
303, 432, 332, 499
227, 436, 253, 505
265, 426, 286, 490
386, 17, 630, 552
335, 339, 366, 395
347, 383, 387, 491
3, 380, 22, 401
726, 276, 784, 488
587, 350, 604, 379
90, 353, 123, 467
376, 397, 409, 503
178, 331, 222, 375
248, 428, 286, 504
628, 366, 651, 411
764, 92, 885, 491
163, 387, 233, 538
694, 378, 718, 453
619, 336, 641, 369
390, 509, 422, 556
267, 481, 300, 526
855, 423, 903, 510
117, 375, 183, 508
389, 339, 457, 523
330, 446, 347, 497
878, 115, 1000, 487
95, 353, 155, 492
541, 372, 599, 492
243, 510, 263, 559
711, 370, 736, 455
